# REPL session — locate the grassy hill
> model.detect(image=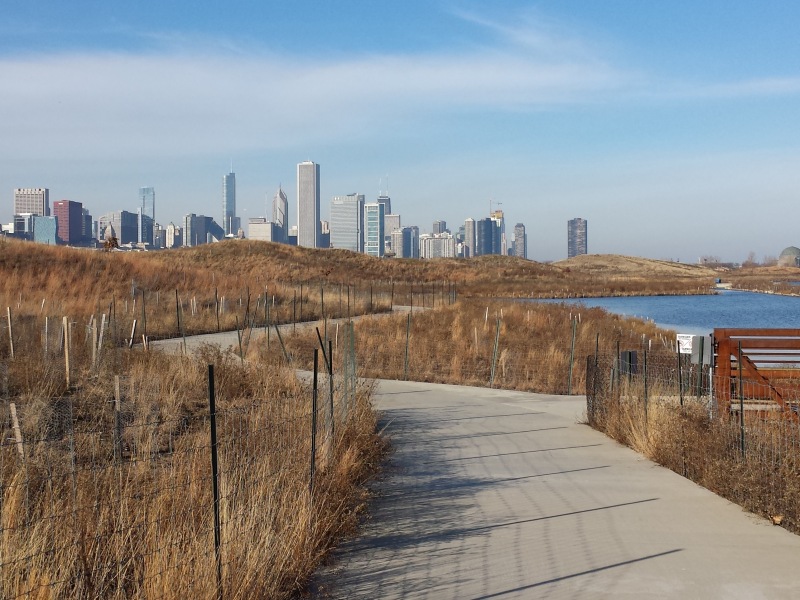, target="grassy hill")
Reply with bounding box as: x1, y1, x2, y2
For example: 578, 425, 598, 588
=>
0, 239, 719, 339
